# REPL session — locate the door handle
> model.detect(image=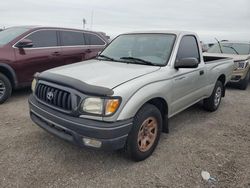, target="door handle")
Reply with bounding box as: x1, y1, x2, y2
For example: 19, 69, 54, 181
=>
199, 70, 204, 75
51, 52, 60, 56
86, 49, 92, 53
175, 76, 186, 81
